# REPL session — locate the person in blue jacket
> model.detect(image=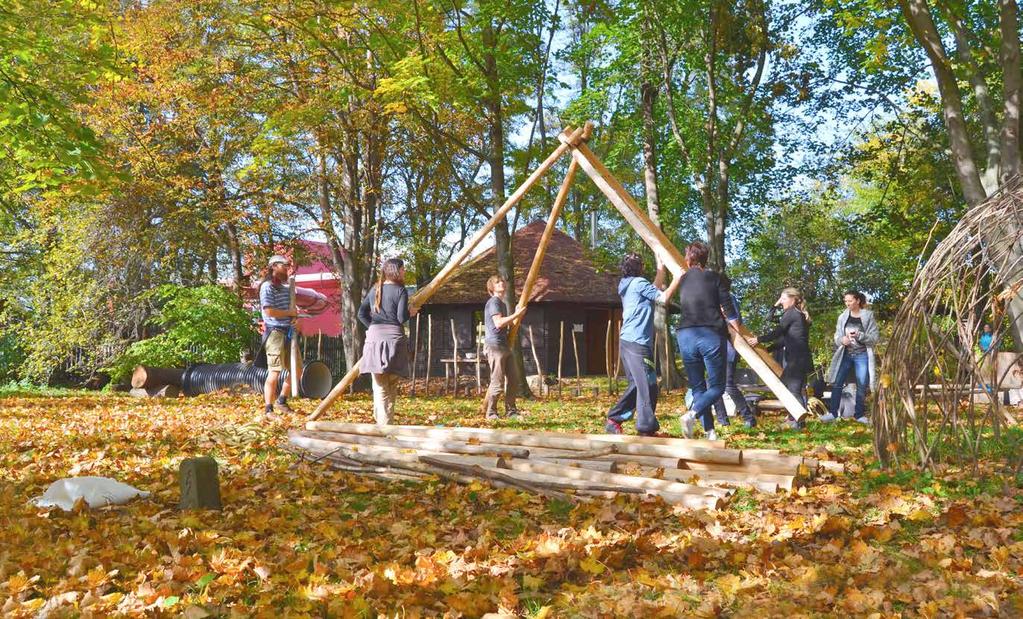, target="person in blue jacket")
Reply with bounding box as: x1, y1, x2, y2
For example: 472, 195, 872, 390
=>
605, 252, 670, 436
